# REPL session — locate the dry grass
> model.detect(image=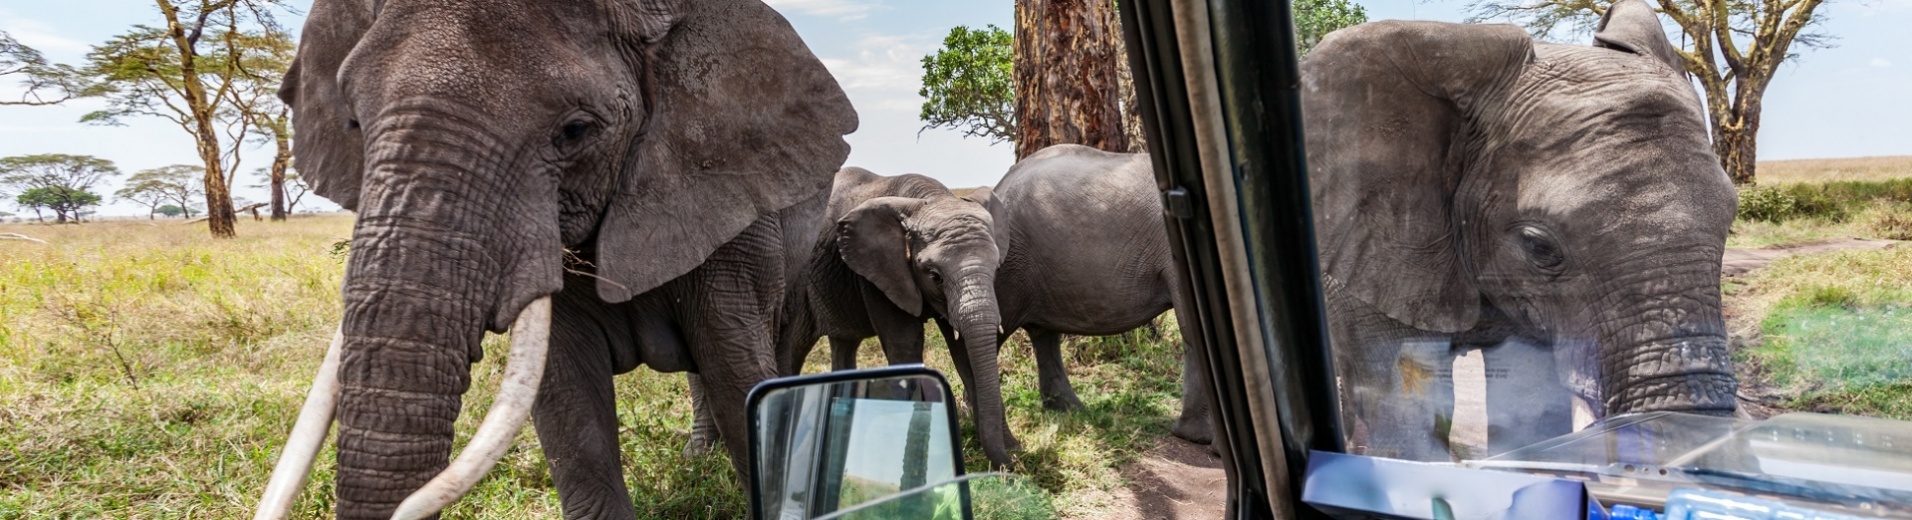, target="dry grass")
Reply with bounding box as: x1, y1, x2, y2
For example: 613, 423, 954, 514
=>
1758, 156, 1912, 184
0, 216, 1186, 518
